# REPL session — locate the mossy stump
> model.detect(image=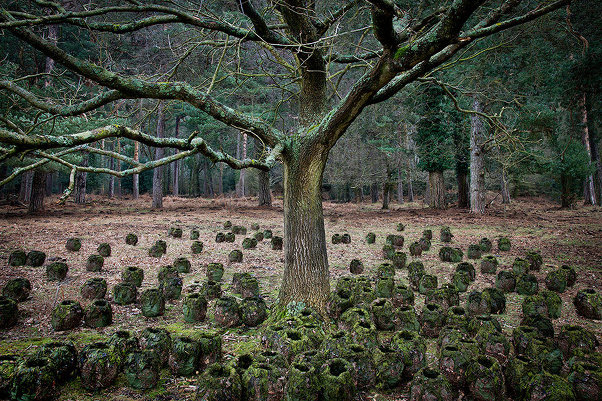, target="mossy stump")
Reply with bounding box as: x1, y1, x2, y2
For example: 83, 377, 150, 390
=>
573, 289, 601, 320
284, 362, 318, 401
197, 363, 242, 401
386, 234, 404, 248
0, 355, 21, 398
168, 226, 183, 238
371, 298, 396, 331
525, 250, 543, 271
467, 244, 482, 260
79, 342, 120, 390
213, 296, 241, 328
409, 242, 423, 257
320, 358, 355, 401
516, 274, 539, 296
365, 232, 376, 244
482, 287, 507, 314
567, 353, 602, 401
85, 299, 112, 328
8, 250, 27, 267
557, 325, 598, 358
425, 284, 459, 310
422, 229, 433, 240
466, 355, 505, 401
373, 345, 405, 389
331, 234, 342, 244
390, 330, 427, 378
206, 262, 224, 282
51, 300, 83, 331
161, 277, 183, 300
148, 244, 165, 258
504, 355, 539, 399
263, 229, 273, 239
122, 266, 144, 287
25, 251, 46, 267
560, 265, 577, 287
232, 225, 247, 235
223, 220, 232, 229
140, 327, 172, 366
253, 231, 264, 242
456, 262, 476, 281
396, 223, 405, 231
242, 237, 258, 249
349, 259, 364, 274
191, 240, 204, 254
512, 325, 540, 356
243, 362, 285, 401
341, 233, 351, 244
2, 278, 31, 302
408, 261, 425, 291
376, 262, 395, 279
342, 344, 376, 390
418, 274, 438, 295
86, 254, 104, 272
0, 296, 18, 329
439, 342, 478, 388
125, 233, 138, 245
113, 282, 137, 305
201, 280, 222, 300
439, 247, 463, 263
81, 277, 107, 299
34, 341, 78, 381
182, 293, 208, 323
512, 257, 530, 276
392, 251, 407, 269
521, 314, 555, 338
480, 255, 498, 274
451, 271, 471, 293
271, 236, 283, 250
215, 232, 226, 243
495, 270, 516, 293
223, 232, 234, 243
497, 237, 511, 251
392, 284, 415, 307
479, 237, 492, 252
228, 249, 243, 263
10, 357, 56, 401
65, 238, 81, 252
326, 289, 353, 319
446, 306, 469, 329
240, 297, 268, 327
108, 330, 139, 361
190, 229, 200, 240
440, 226, 453, 243
375, 277, 395, 298
527, 372, 576, 401
409, 368, 454, 401
169, 336, 201, 377
140, 288, 165, 318
420, 303, 446, 338
475, 327, 510, 363
97, 243, 111, 257
124, 350, 159, 390
239, 276, 260, 298
419, 237, 432, 252
174, 257, 191, 274
466, 291, 489, 316
545, 269, 568, 293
